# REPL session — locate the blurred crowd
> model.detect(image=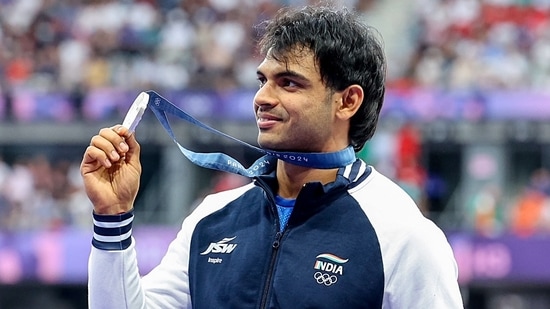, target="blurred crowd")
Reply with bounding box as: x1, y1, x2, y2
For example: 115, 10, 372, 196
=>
0, 155, 91, 231
2, 0, 548, 99
402, 0, 550, 90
